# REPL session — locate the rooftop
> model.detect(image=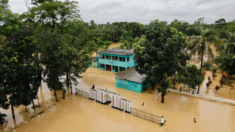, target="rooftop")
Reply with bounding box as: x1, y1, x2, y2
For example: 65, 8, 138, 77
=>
98, 49, 133, 56
116, 67, 147, 83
